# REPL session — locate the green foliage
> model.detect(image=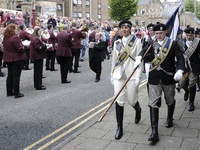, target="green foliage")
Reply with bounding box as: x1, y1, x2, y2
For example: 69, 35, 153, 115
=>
185, 0, 200, 19
108, 0, 139, 21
